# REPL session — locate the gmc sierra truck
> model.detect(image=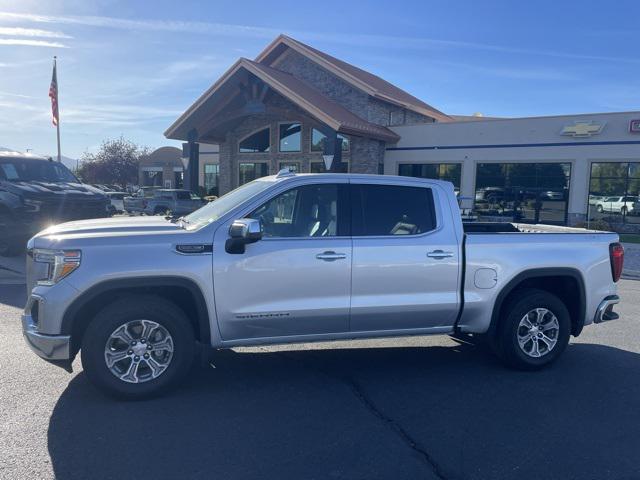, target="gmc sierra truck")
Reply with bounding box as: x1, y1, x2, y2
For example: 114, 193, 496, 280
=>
22, 171, 623, 399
